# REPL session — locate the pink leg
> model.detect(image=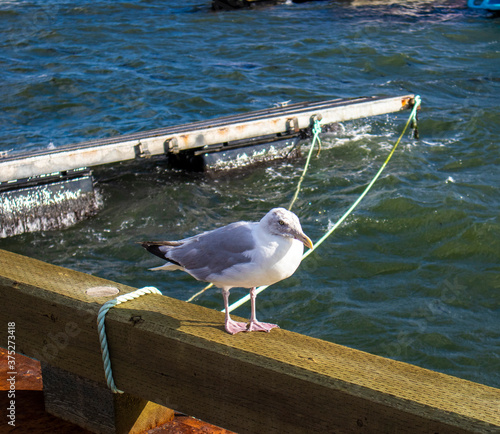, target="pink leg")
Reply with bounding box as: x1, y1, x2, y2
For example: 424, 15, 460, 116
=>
247, 287, 279, 333
222, 288, 247, 334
